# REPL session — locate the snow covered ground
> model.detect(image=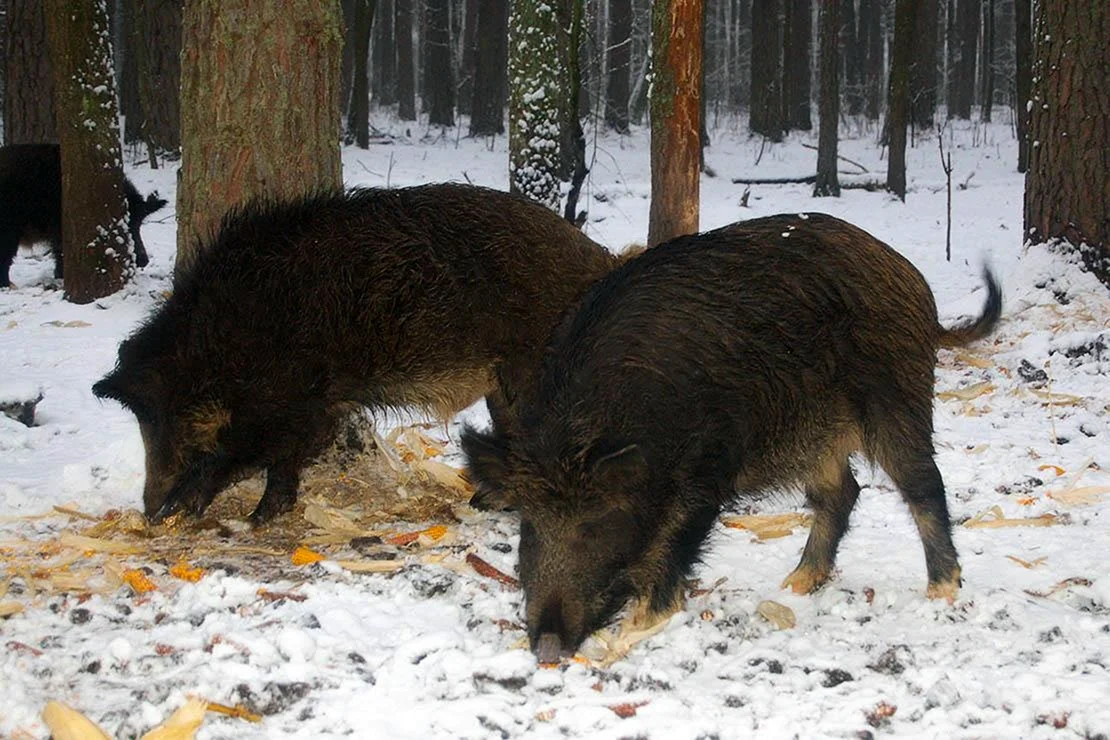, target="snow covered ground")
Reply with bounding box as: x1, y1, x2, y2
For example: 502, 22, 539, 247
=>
2, 115, 1108, 739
